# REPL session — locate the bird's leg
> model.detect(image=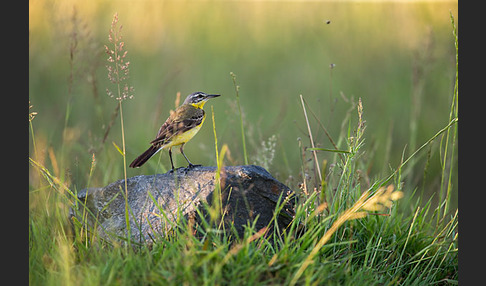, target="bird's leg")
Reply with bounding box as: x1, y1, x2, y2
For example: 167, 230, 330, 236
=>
180, 143, 201, 169
168, 147, 175, 172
